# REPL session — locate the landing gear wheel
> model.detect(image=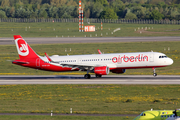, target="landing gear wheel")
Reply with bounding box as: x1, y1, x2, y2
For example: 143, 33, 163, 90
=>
84, 74, 91, 79
96, 74, 102, 78
153, 73, 157, 77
